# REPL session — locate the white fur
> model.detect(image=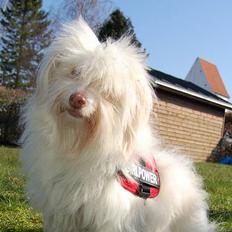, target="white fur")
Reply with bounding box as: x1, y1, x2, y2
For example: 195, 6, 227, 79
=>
20, 18, 215, 232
